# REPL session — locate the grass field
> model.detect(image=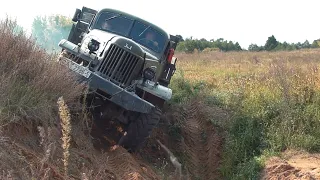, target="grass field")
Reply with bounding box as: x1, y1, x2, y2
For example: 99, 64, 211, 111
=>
1, 17, 320, 179
170, 49, 320, 179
